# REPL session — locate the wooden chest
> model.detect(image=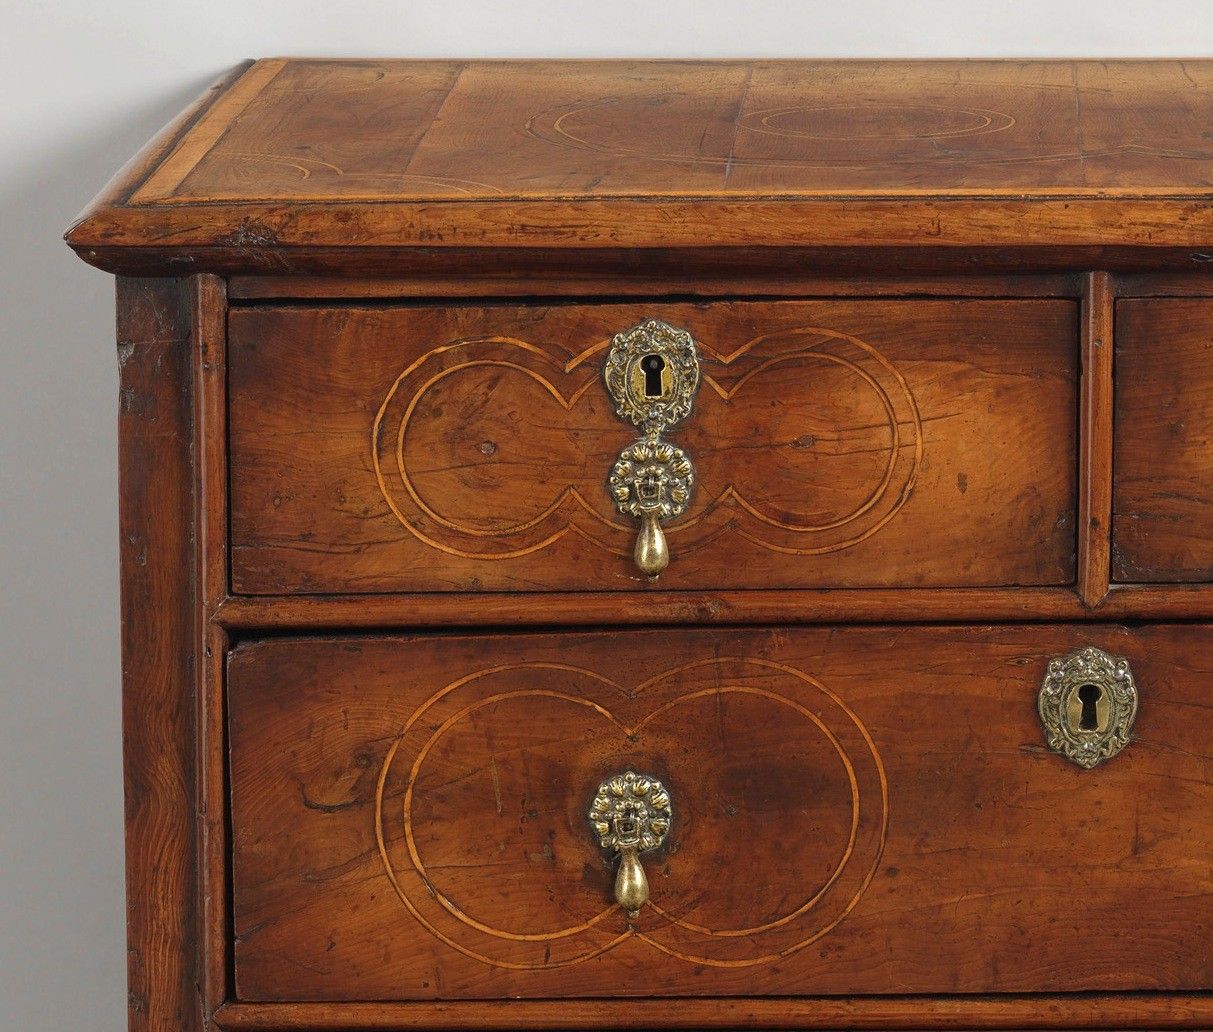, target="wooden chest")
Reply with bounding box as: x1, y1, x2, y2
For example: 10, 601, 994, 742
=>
67, 60, 1213, 1031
